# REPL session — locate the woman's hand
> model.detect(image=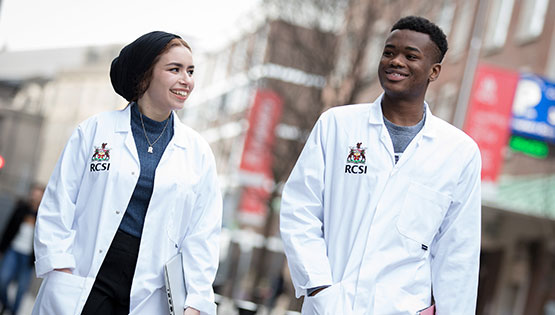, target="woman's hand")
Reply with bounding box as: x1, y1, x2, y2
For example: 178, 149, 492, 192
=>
184, 307, 200, 315
54, 268, 72, 274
